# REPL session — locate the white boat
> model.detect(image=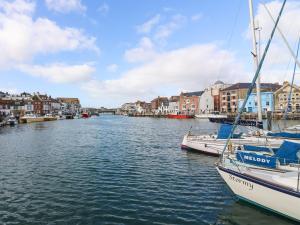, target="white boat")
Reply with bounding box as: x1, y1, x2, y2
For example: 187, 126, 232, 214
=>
7, 115, 17, 126
20, 113, 44, 123
195, 113, 227, 119
284, 125, 300, 133
43, 114, 57, 121
217, 0, 300, 221
217, 162, 300, 222
181, 126, 283, 156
